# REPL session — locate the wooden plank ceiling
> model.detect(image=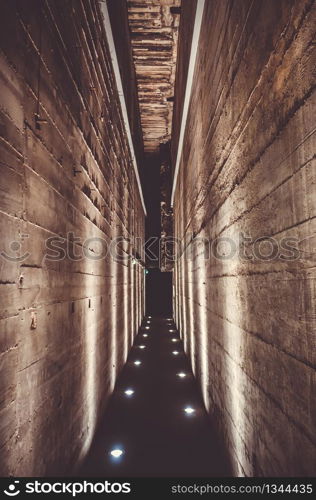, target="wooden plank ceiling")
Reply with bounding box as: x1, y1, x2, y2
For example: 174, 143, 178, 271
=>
127, 0, 181, 153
